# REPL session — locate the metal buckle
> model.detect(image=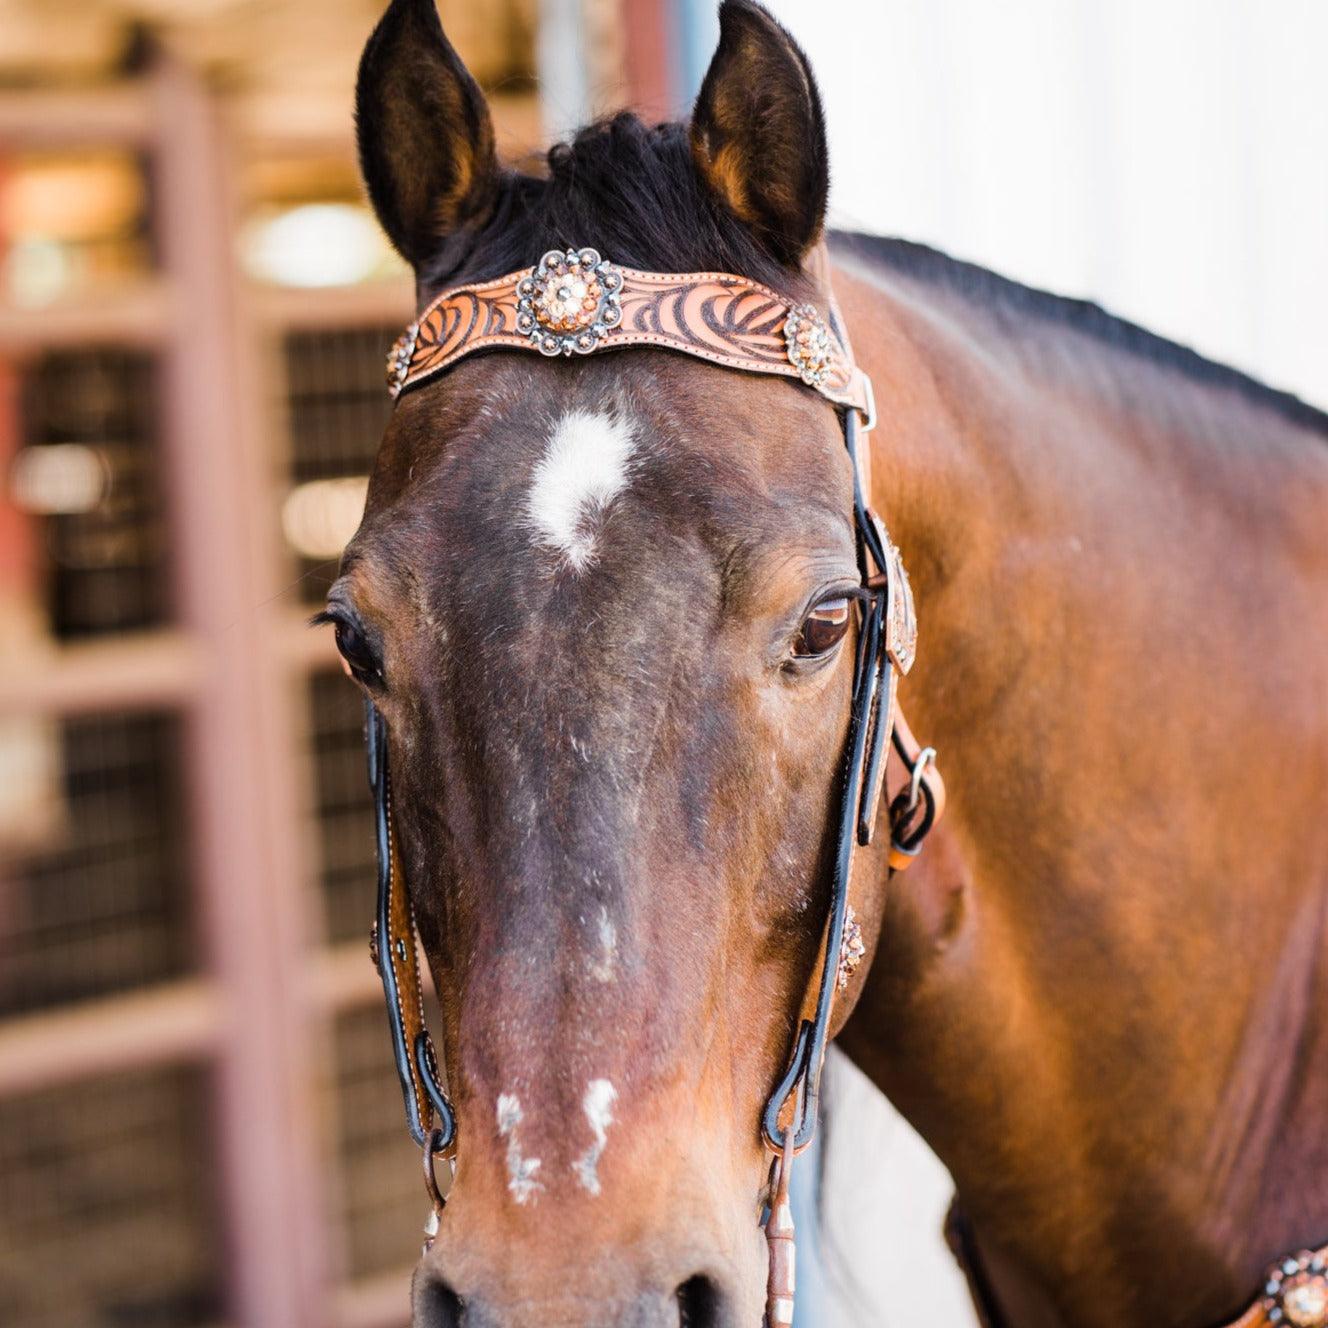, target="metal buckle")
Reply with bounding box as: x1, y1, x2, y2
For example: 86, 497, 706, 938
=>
907, 746, 938, 813
889, 743, 939, 869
